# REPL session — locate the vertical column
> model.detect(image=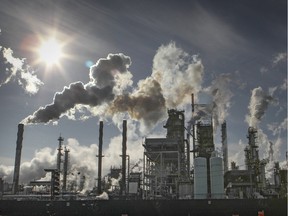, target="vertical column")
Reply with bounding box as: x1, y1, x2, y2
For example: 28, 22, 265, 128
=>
12, 124, 24, 194
120, 120, 127, 196
97, 121, 104, 194
221, 121, 228, 173
63, 147, 69, 191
